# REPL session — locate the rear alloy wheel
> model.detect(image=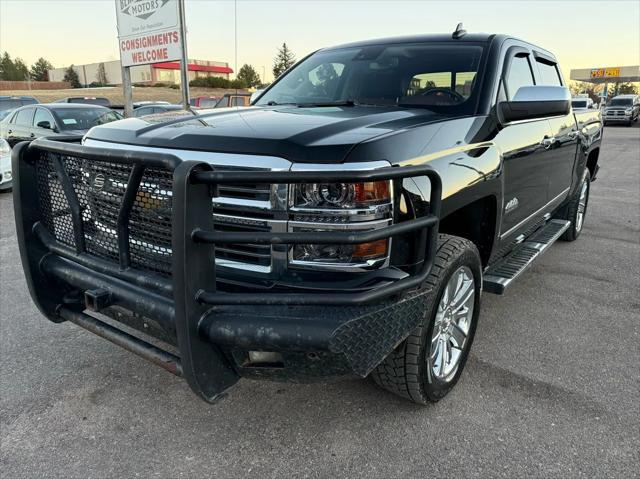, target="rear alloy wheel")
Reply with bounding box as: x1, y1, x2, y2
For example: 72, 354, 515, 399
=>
559, 173, 590, 241
370, 235, 482, 404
